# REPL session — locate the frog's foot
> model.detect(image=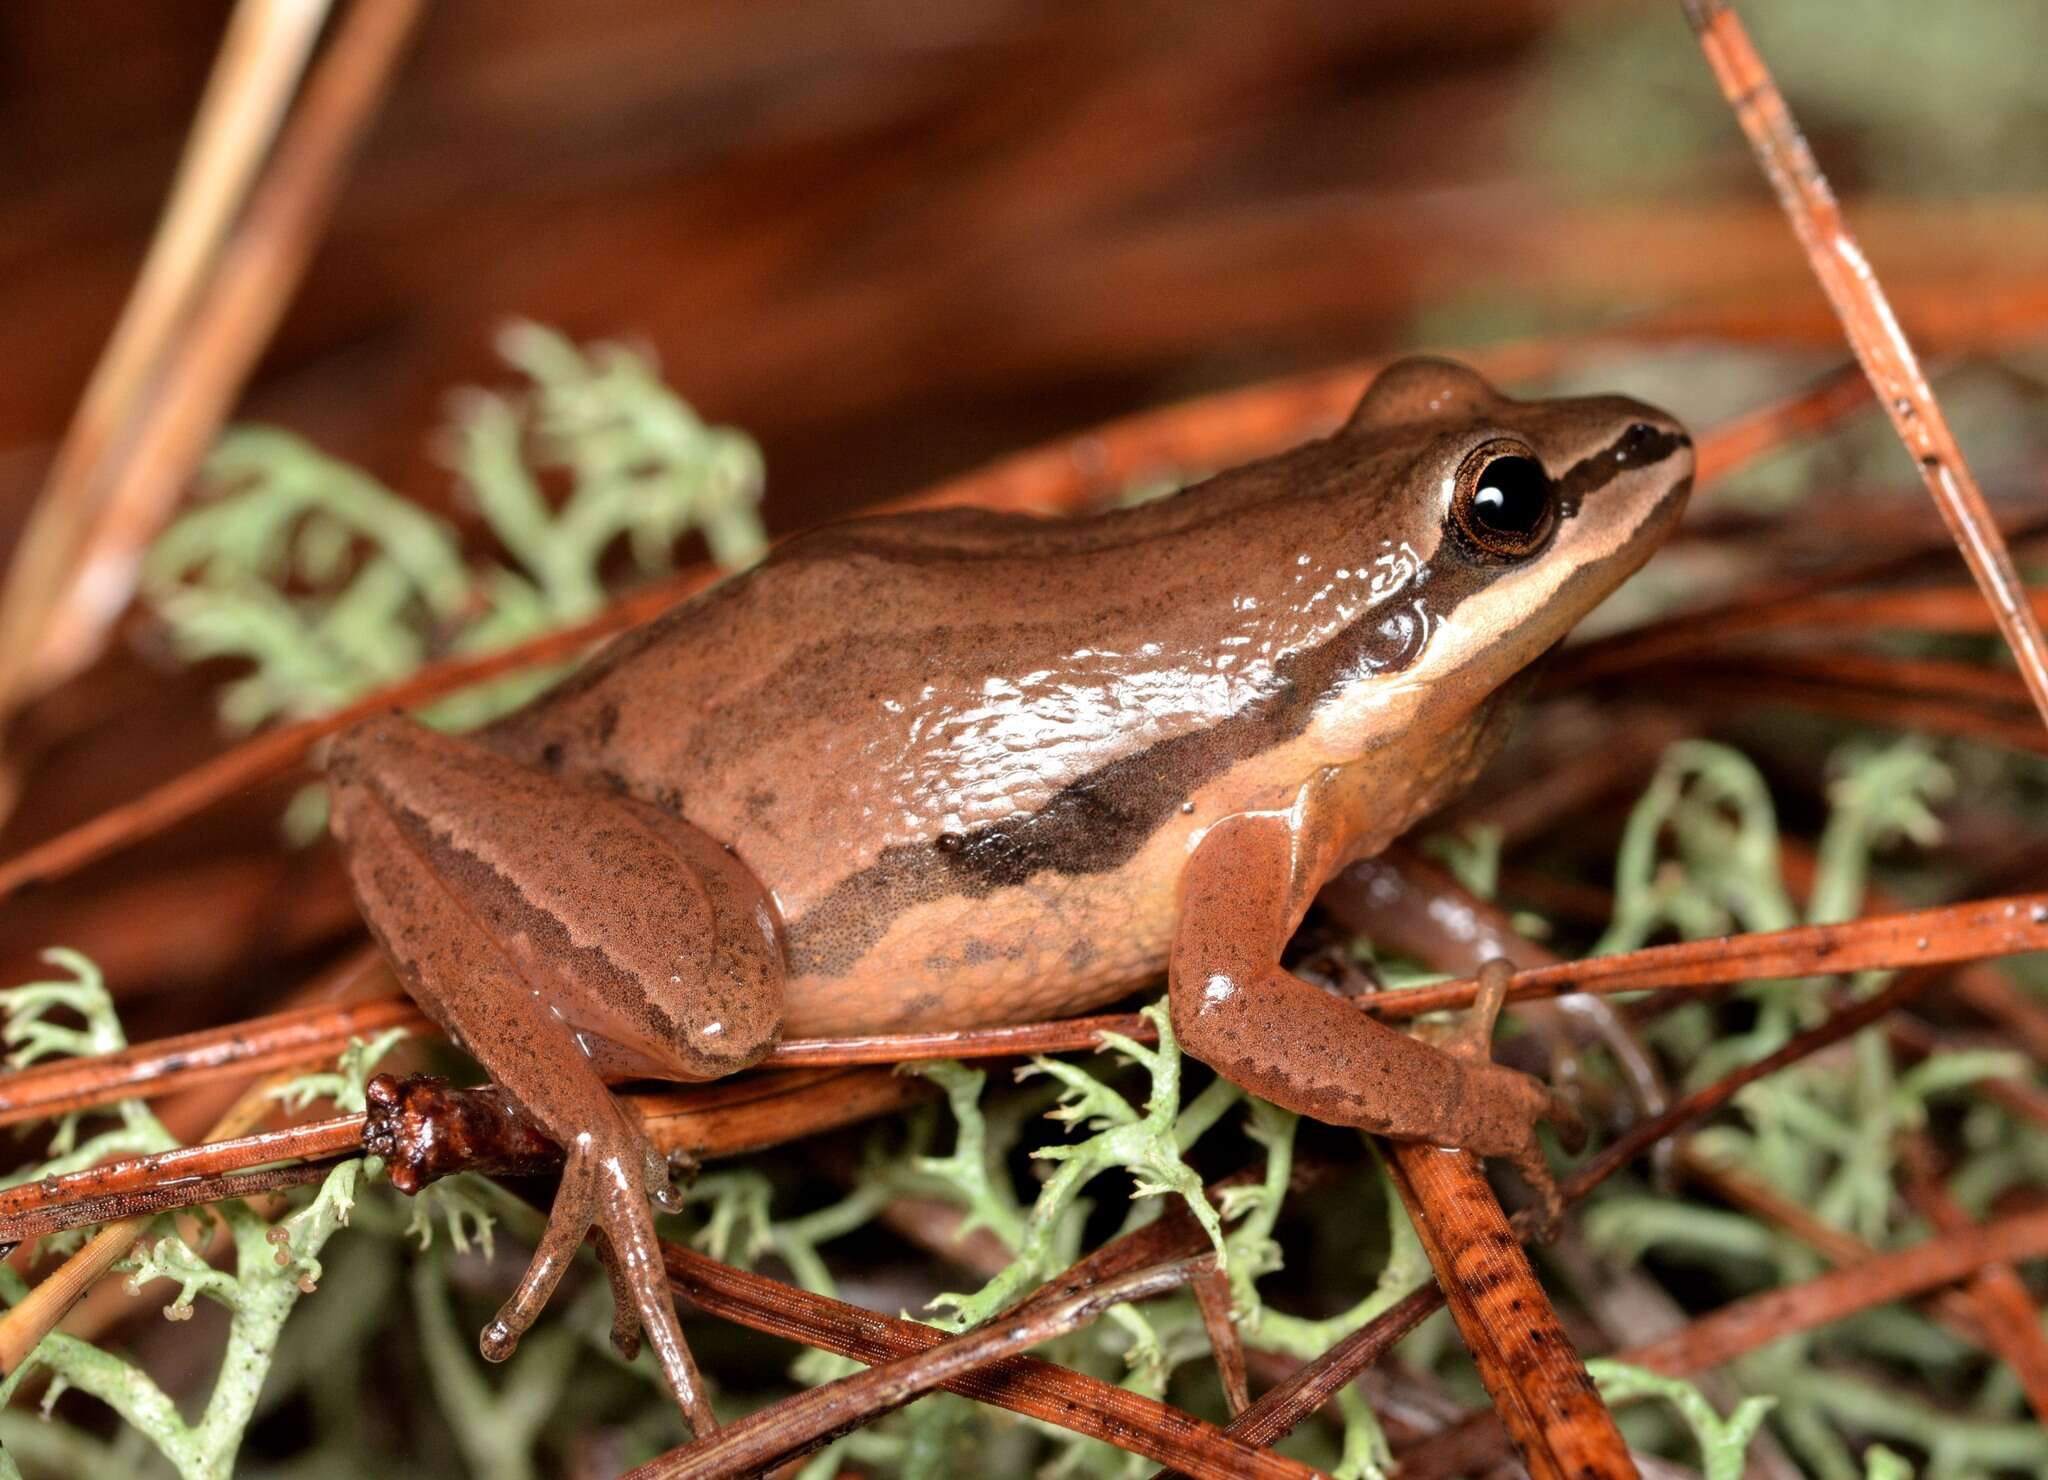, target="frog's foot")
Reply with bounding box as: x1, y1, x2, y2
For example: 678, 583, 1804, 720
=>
1434, 960, 1583, 1237
481, 1123, 717, 1436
